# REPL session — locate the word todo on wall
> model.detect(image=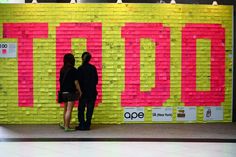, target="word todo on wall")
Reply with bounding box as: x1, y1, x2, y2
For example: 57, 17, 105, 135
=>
0, 4, 233, 124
